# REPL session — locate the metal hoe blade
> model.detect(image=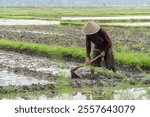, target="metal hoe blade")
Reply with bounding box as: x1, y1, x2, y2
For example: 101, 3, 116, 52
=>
70, 54, 102, 78
70, 69, 80, 78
